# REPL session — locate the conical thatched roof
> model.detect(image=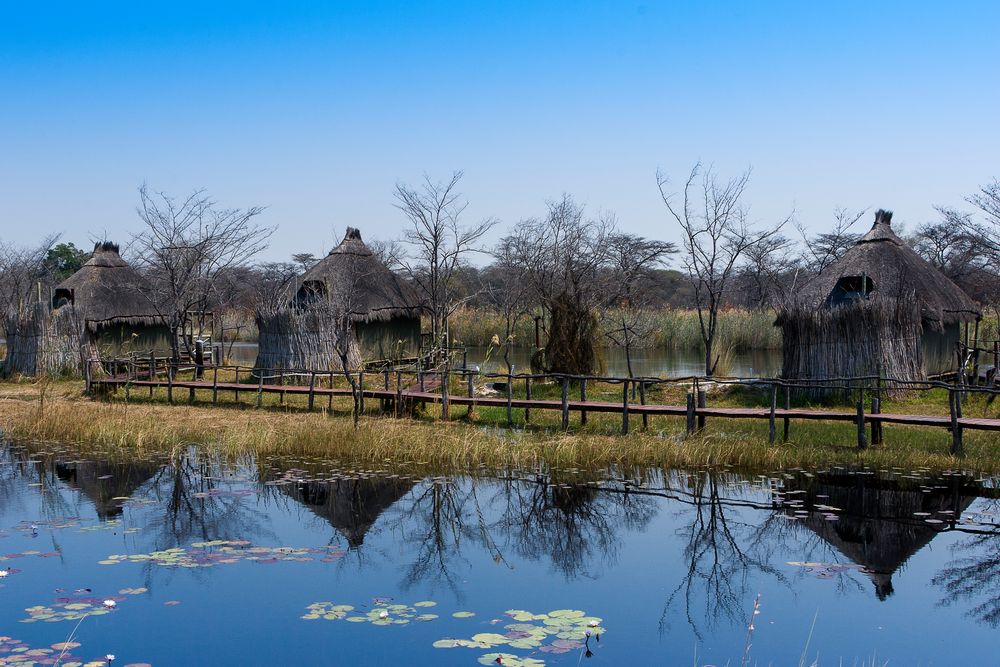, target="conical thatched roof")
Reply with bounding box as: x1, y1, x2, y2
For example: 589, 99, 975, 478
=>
295, 228, 421, 322
282, 477, 414, 548
53, 242, 161, 331
54, 459, 160, 520
796, 210, 980, 327
784, 472, 976, 600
